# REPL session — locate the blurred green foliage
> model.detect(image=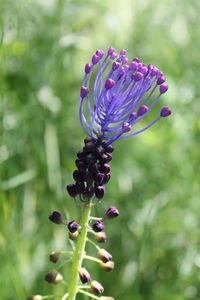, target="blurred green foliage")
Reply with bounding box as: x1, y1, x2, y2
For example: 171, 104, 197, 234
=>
0, 0, 200, 299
